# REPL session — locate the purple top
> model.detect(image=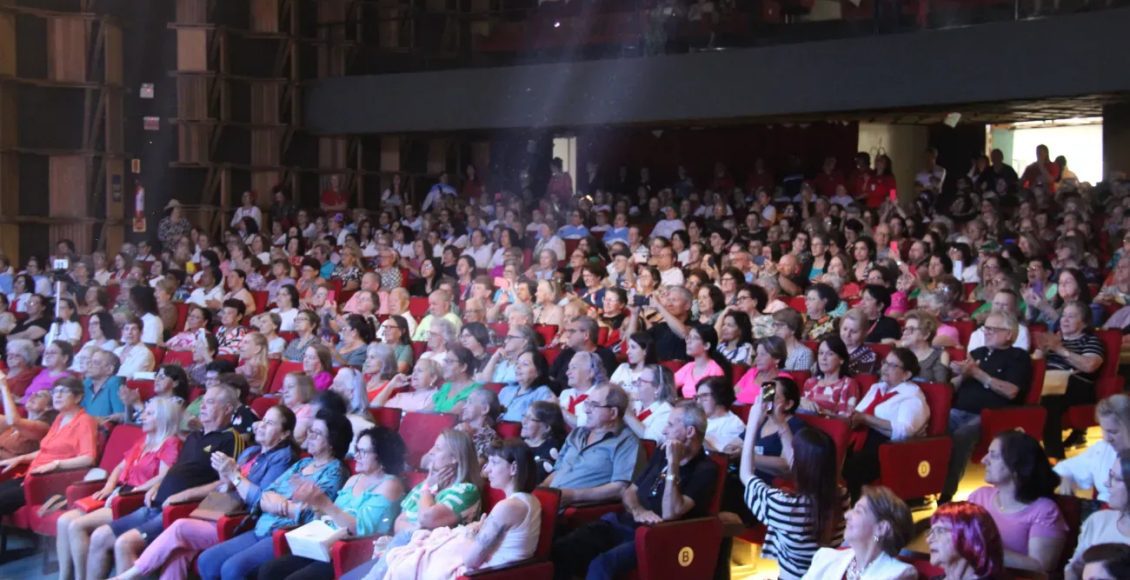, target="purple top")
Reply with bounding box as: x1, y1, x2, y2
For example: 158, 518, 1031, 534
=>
968, 486, 1067, 555
22, 369, 73, 404
313, 370, 333, 391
